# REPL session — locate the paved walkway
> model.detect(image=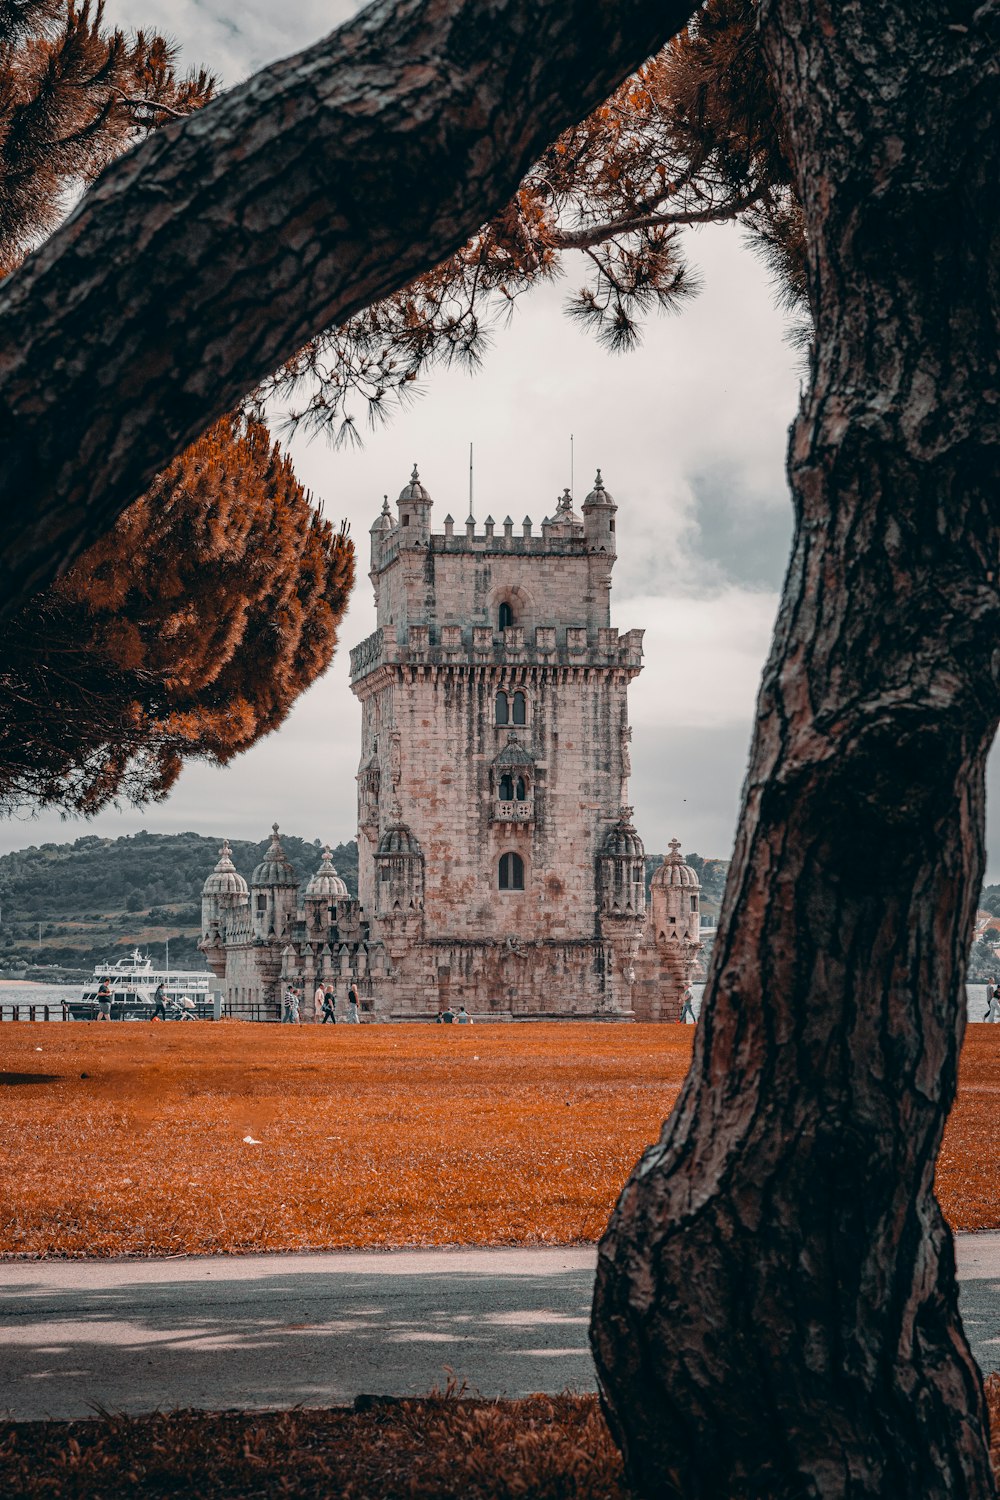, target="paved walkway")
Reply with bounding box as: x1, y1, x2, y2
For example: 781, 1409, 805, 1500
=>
2, 1238, 999, 1422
